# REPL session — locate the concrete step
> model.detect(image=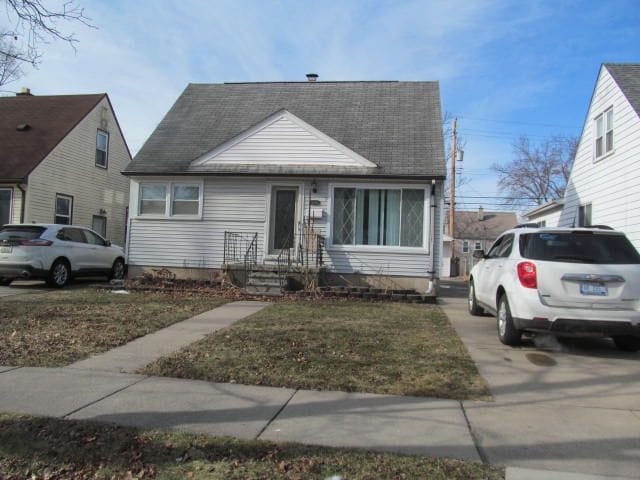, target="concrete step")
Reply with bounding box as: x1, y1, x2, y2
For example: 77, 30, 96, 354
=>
247, 280, 282, 288
245, 285, 283, 296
